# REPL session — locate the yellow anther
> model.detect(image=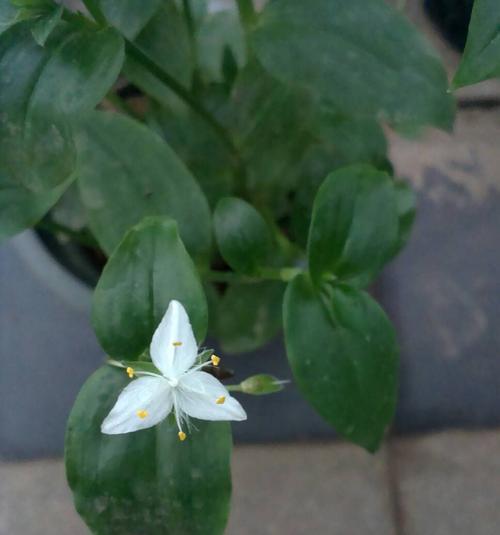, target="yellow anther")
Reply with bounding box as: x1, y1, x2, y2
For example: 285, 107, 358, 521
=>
136, 409, 148, 419
178, 431, 187, 441
173, 341, 183, 347
211, 354, 221, 367
126, 367, 135, 378
216, 396, 226, 405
